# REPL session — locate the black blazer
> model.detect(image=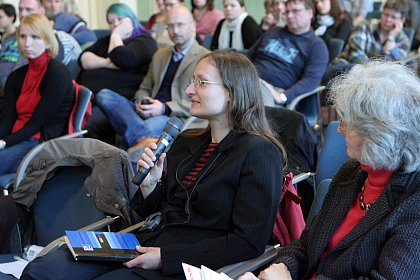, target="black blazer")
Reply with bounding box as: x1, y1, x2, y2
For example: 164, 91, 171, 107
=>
131, 130, 283, 276
275, 159, 420, 279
